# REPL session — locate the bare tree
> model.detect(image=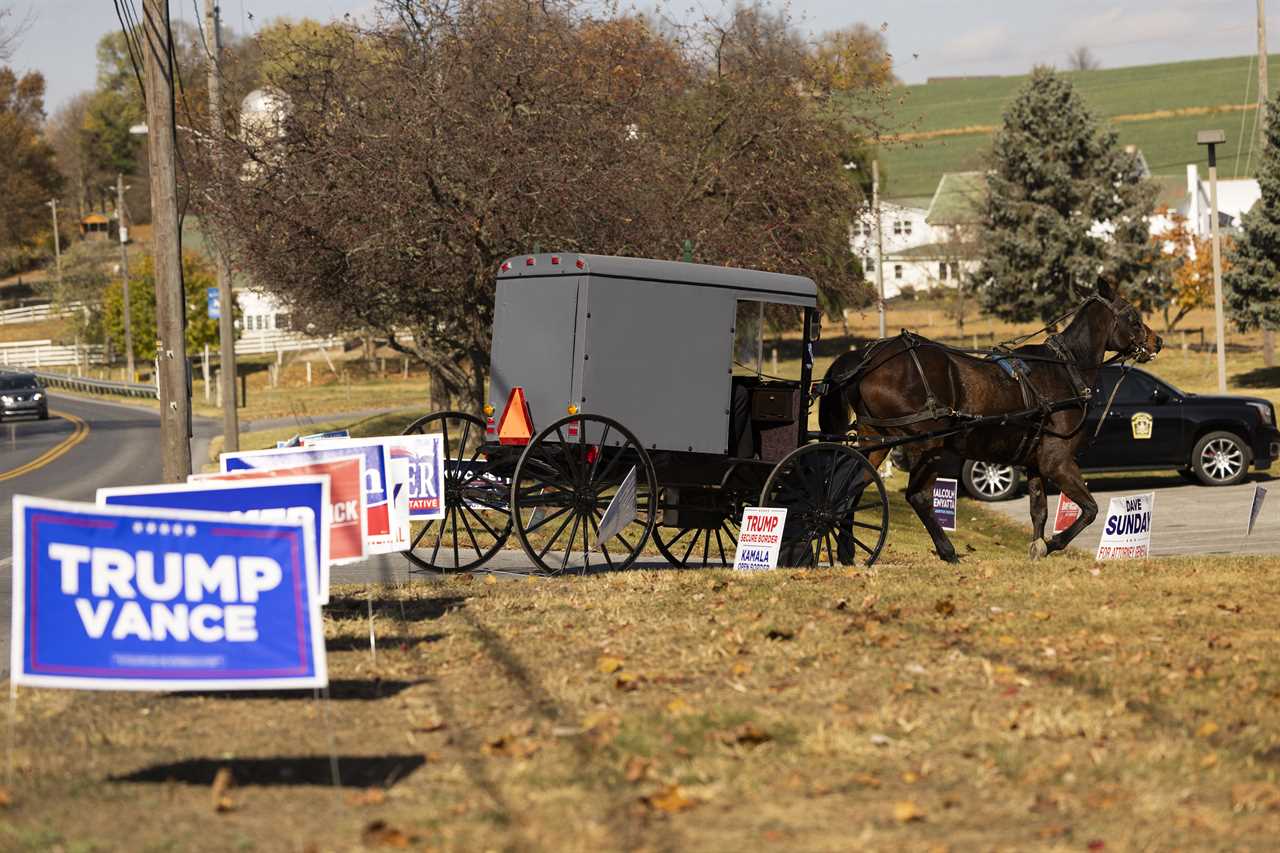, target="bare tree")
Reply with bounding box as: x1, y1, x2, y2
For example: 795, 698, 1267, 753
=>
0, 5, 32, 62
47, 93, 93, 218
1067, 45, 1100, 71
194, 0, 882, 407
